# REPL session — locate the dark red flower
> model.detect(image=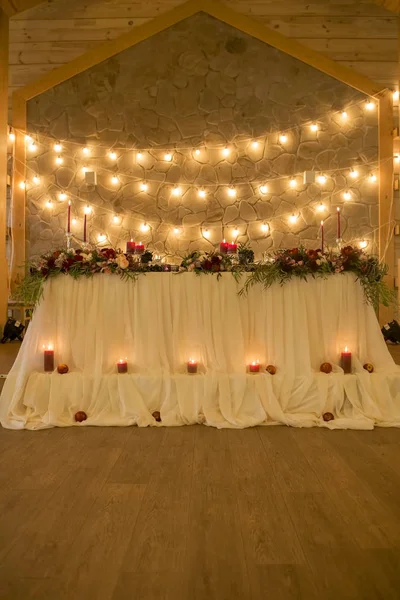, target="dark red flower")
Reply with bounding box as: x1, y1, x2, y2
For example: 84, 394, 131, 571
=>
74, 254, 83, 262
341, 246, 355, 257
203, 259, 212, 271
307, 249, 319, 261
47, 257, 55, 268
100, 248, 116, 260
53, 251, 61, 259
41, 267, 49, 277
